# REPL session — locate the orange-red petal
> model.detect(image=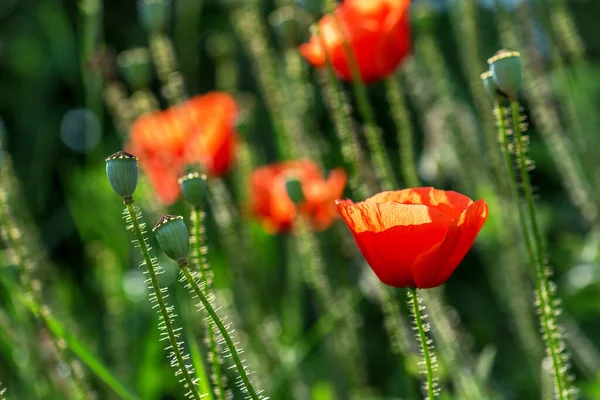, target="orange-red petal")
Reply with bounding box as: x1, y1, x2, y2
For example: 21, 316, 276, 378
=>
251, 160, 347, 233
365, 187, 473, 219
336, 199, 453, 287
298, 0, 412, 83
412, 199, 489, 288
